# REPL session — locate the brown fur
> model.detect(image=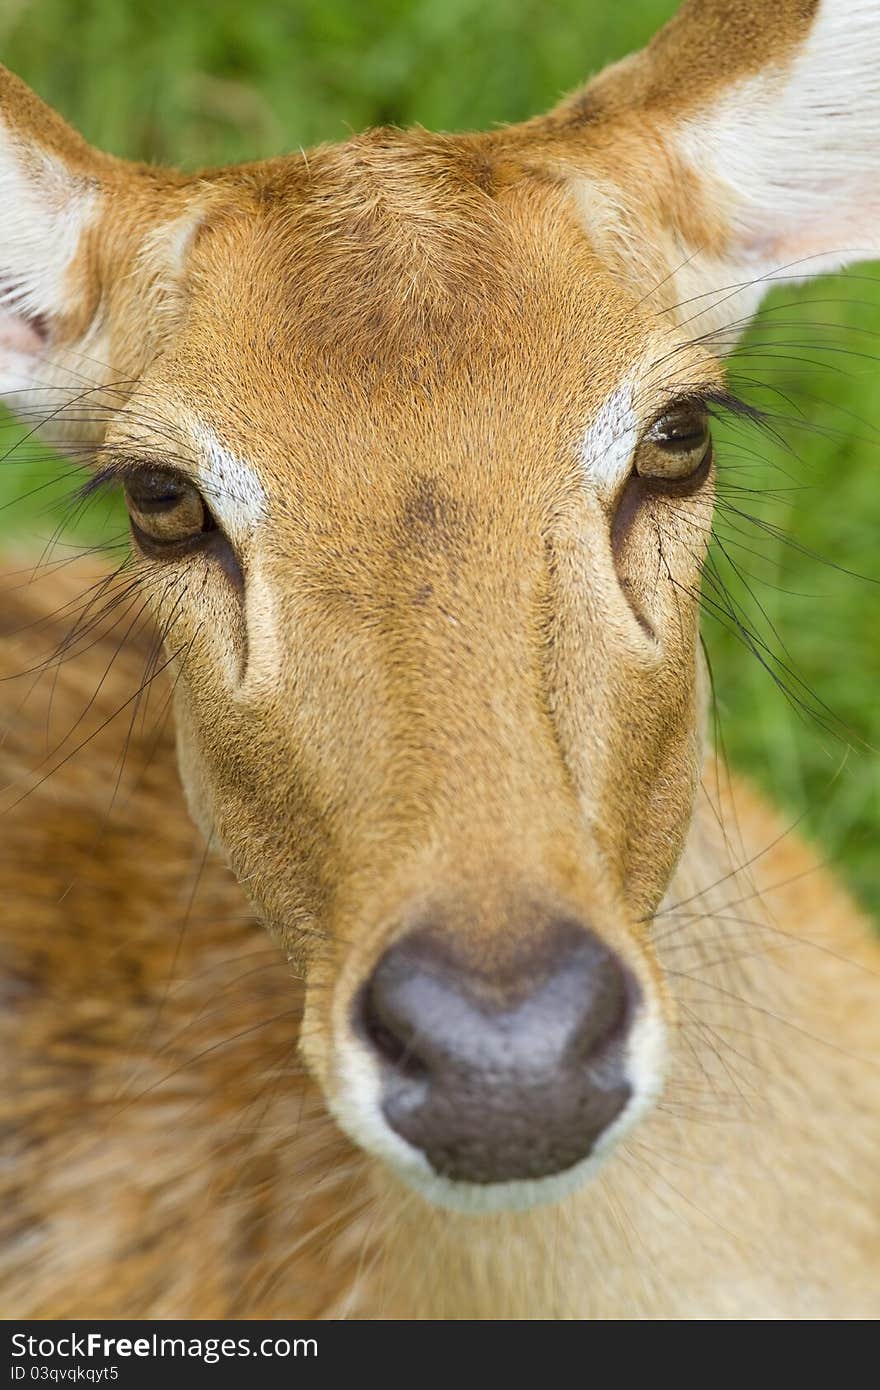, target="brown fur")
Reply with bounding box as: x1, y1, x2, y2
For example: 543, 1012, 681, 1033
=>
2, 561, 877, 1318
